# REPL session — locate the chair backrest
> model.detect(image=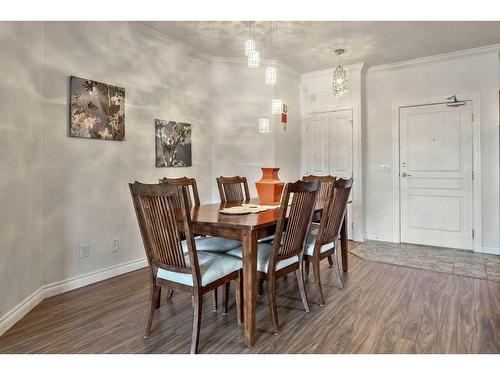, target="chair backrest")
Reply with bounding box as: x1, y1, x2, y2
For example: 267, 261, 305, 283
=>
129, 182, 202, 284
270, 180, 320, 268
216, 176, 250, 202
159, 176, 201, 207
302, 175, 336, 203
315, 178, 353, 250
